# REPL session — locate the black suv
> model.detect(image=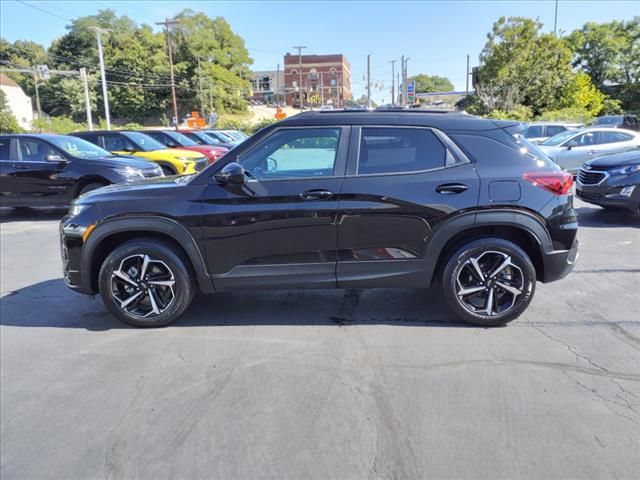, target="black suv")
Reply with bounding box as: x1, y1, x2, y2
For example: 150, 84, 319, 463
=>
0, 134, 162, 207
60, 111, 578, 327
